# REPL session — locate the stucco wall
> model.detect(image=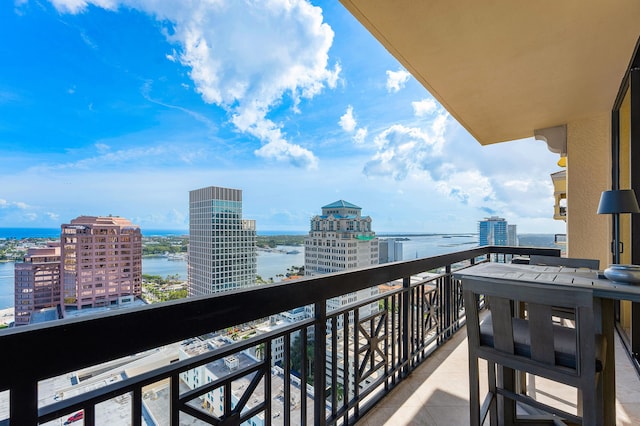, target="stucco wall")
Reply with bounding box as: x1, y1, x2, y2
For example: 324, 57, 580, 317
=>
566, 113, 611, 265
